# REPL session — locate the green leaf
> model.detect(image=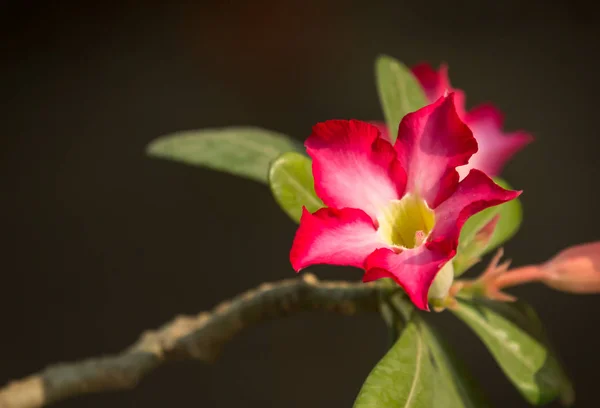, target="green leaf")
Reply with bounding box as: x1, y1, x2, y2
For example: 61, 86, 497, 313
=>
484, 179, 523, 255
375, 55, 428, 143
377, 284, 405, 349
268, 152, 323, 223
451, 299, 574, 406
146, 127, 302, 184
423, 321, 494, 408
355, 307, 492, 408
454, 178, 523, 276
354, 316, 435, 408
